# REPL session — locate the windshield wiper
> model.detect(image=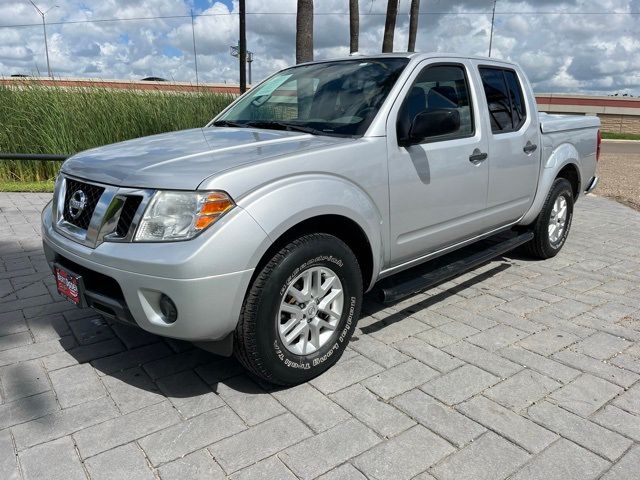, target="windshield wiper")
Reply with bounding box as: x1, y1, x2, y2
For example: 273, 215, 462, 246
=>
244, 120, 324, 136
212, 120, 247, 128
